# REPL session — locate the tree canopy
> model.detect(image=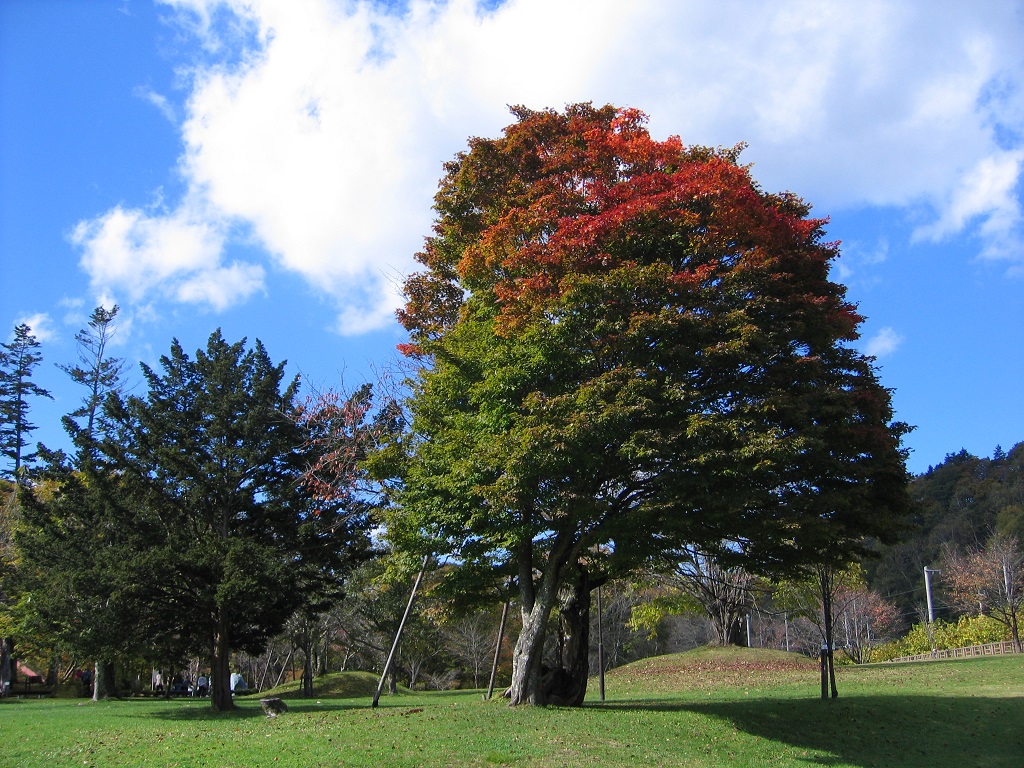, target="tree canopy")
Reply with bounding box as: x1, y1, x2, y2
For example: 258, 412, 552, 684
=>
384, 104, 912, 705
